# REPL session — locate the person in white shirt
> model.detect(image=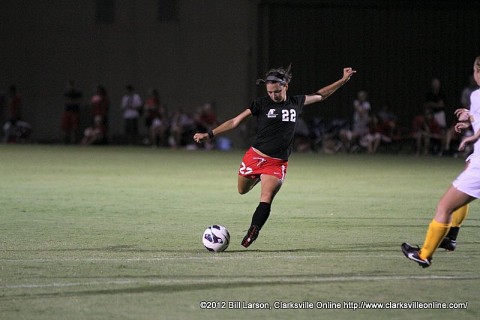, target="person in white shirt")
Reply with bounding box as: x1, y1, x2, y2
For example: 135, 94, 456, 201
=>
121, 85, 143, 144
